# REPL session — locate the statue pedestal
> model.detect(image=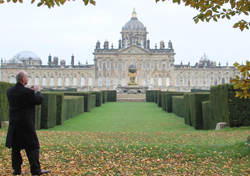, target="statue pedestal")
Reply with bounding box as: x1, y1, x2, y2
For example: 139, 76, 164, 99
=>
116, 85, 148, 94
